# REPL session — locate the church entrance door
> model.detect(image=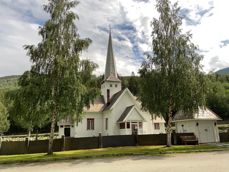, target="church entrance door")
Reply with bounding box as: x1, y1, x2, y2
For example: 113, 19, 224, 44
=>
131, 122, 138, 135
